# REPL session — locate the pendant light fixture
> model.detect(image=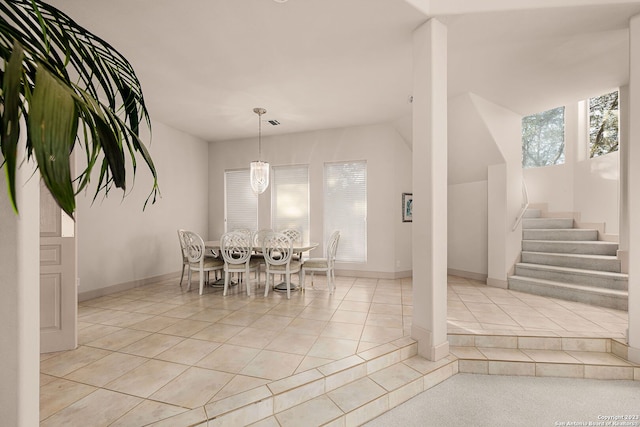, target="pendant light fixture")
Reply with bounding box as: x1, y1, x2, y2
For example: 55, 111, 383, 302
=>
250, 107, 269, 194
